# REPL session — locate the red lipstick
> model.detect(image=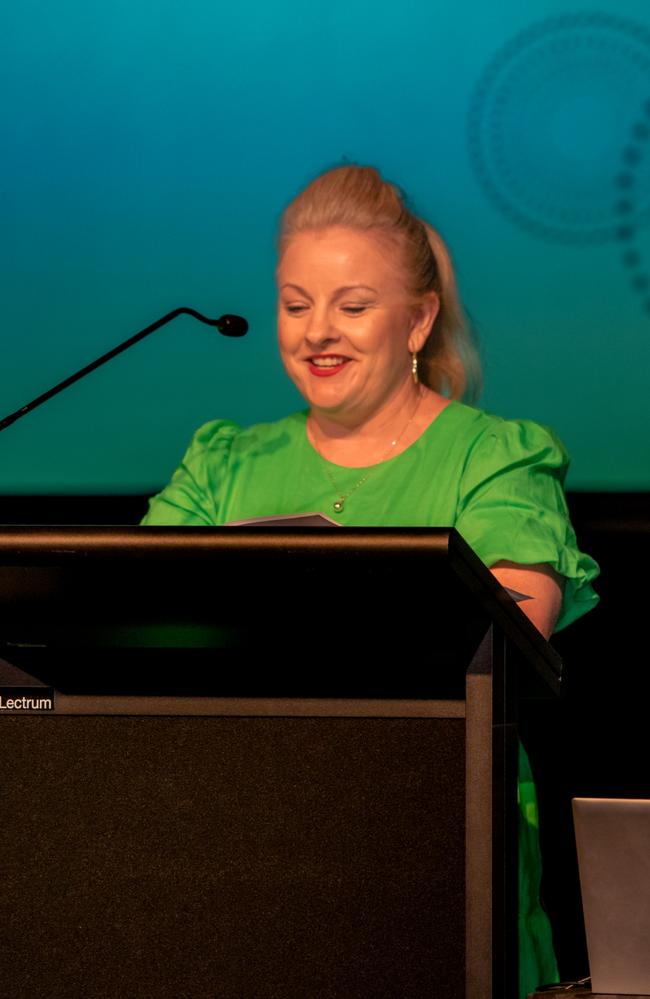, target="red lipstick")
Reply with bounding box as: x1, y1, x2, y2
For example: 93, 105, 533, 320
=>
306, 354, 351, 377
